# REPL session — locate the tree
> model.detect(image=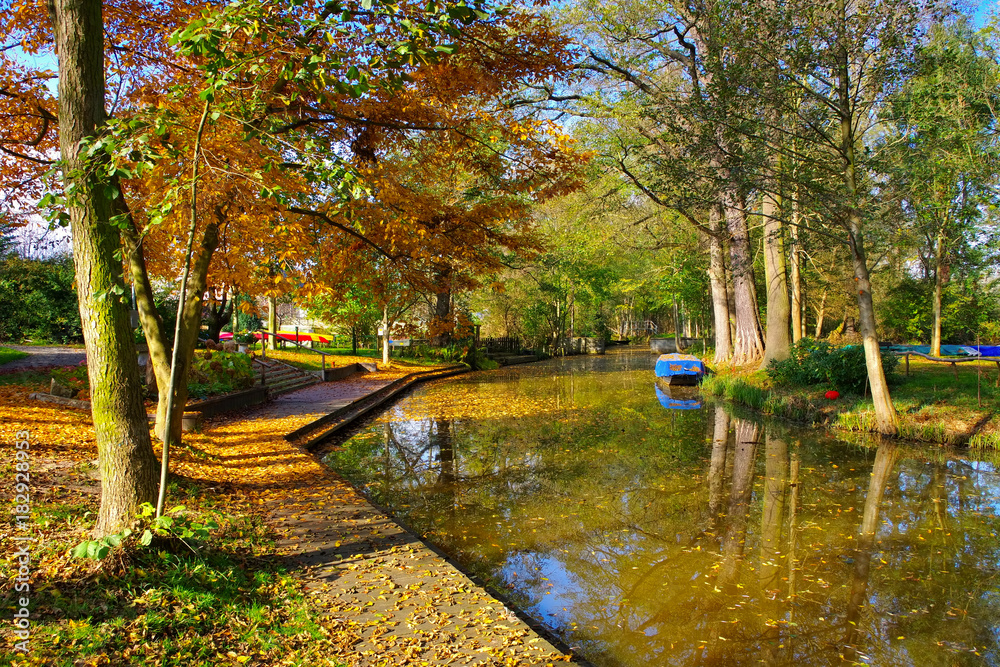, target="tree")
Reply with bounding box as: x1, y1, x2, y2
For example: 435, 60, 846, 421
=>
47, 0, 158, 535
0, 254, 82, 343
552, 0, 772, 364
5, 0, 581, 523
750, 0, 946, 433
307, 288, 381, 354
885, 22, 999, 356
